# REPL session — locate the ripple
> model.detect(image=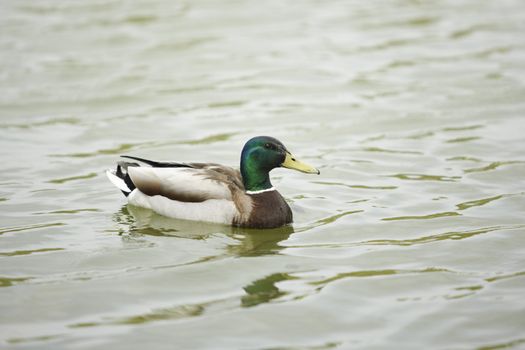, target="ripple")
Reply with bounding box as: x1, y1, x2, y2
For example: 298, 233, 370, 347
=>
362, 147, 422, 155
179, 132, 237, 145
455, 285, 483, 292
313, 210, 363, 227
404, 16, 438, 27
69, 303, 206, 328
48, 172, 97, 184
446, 136, 481, 143
207, 101, 246, 109
406, 131, 435, 140
0, 117, 81, 129
0, 276, 32, 287
388, 173, 461, 182
447, 156, 482, 162
477, 338, 525, 350
0, 222, 65, 236
65, 271, 300, 329
349, 185, 397, 190
442, 125, 484, 132
0, 248, 64, 257
113, 305, 204, 325
456, 195, 505, 211
50, 142, 151, 158
145, 37, 217, 54
295, 210, 364, 233
67, 292, 244, 329
313, 181, 397, 190
472, 46, 512, 59
464, 161, 525, 173
485, 271, 525, 283
359, 226, 514, 247
311, 269, 398, 286
382, 211, 461, 221
7, 334, 64, 345
310, 268, 451, 289
50, 133, 237, 159
38, 208, 101, 215
359, 134, 386, 143
450, 24, 493, 39
441, 283, 486, 300
122, 15, 158, 25
358, 38, 421, 52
